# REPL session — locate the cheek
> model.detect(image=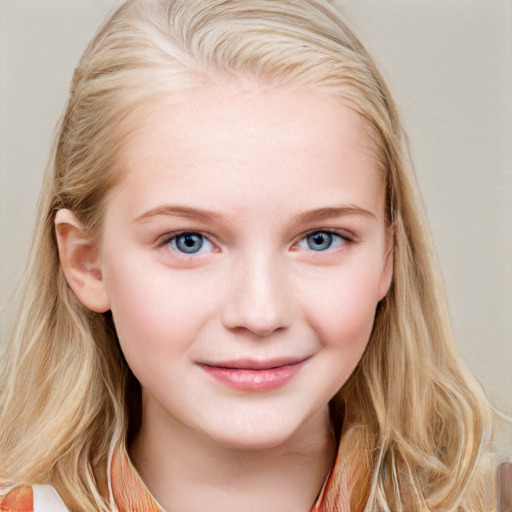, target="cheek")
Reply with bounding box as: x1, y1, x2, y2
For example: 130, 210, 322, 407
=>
303, 262, 382, 356
102, 253, 212, 366
306, 280, 378, 395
